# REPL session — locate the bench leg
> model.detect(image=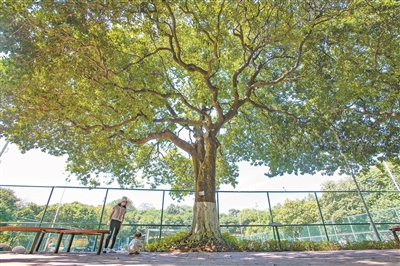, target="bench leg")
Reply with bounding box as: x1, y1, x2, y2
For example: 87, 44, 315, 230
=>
97, 233, 105, 255
29, 232, 42, 254
391, 231, 400, 248
55, 233, 64, 253
36, 232, 46, 252
66, 234, 75, 252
